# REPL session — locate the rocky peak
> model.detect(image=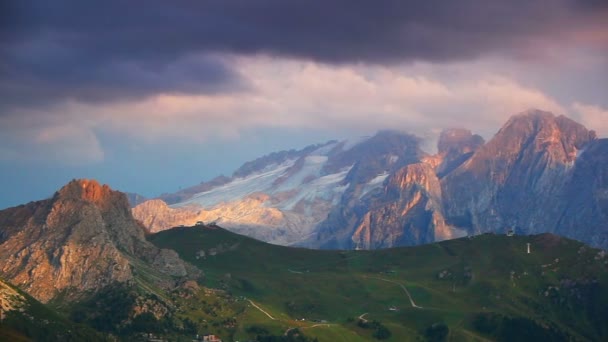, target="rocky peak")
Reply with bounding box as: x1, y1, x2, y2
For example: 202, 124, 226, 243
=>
492, 109, 595, 163
442, 109, 599, 238
56, 179, 108, 201
54, 179, 130, 214
458, 110, 596, 180
0, 180, 196, 303
438, 128, 485, 156
436, 128, 484, 177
